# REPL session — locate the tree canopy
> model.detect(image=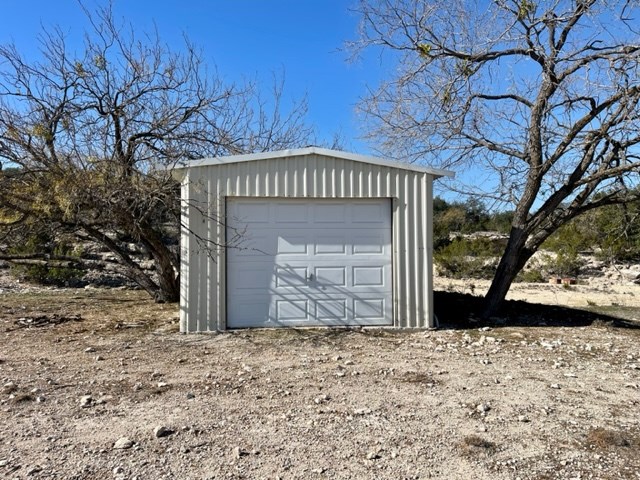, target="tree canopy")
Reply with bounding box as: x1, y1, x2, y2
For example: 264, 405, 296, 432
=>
0, 5, 312, 301
353, 0, 640, 317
